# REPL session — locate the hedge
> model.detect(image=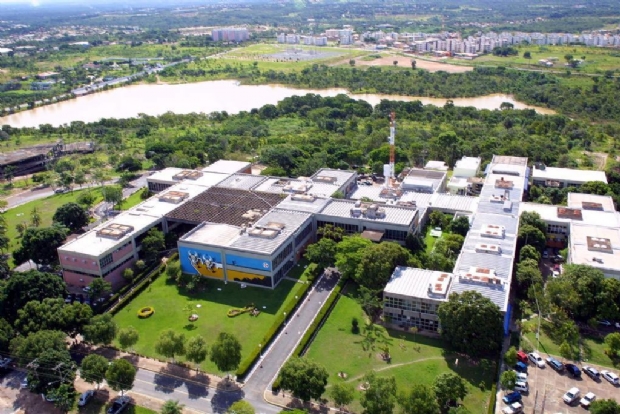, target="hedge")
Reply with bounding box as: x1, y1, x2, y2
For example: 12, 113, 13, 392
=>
487, 384, 497, 414
291, 278, 345, 358
236, 264, 317, 380
108, 253, 178, 315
